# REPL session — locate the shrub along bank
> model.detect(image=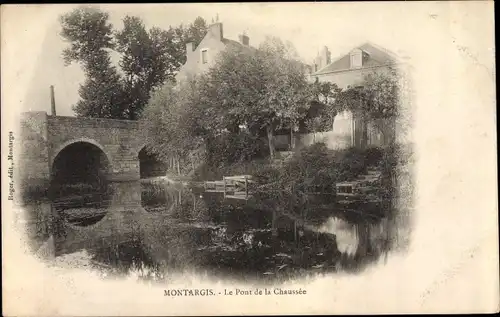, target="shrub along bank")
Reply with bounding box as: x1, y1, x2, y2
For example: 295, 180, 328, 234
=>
256, 143, 390, 195
193, 140, 394, 197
